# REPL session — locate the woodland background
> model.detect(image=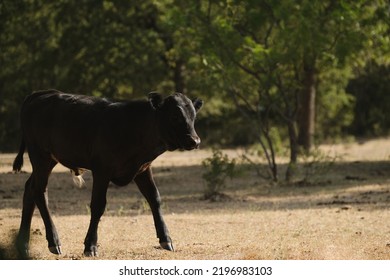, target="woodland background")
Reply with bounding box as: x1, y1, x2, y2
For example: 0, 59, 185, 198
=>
0, 0, 389, 180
